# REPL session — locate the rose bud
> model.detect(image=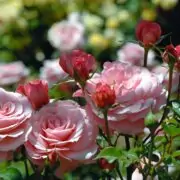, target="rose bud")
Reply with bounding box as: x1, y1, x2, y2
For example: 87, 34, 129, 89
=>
162, 44, 178, 64
136, 20, 161, 47
175, 45, 180, 71
59, 50, 96, 83
17, 80, 49, 110
175, 45, 180, 58
98, 158, 116, 170
92, 83, 116, 108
